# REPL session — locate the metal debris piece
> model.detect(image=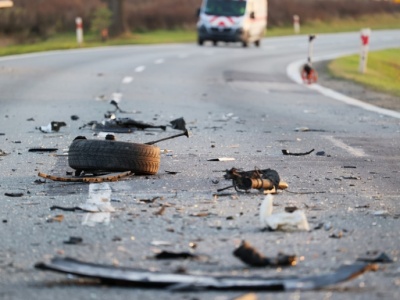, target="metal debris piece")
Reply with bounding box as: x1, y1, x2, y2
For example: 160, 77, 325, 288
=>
260, 195, 310, 231
221, 168, 286, 193
146, 129, 190, 145
0, 149, 8, 156
282, 149, 315, 156
64, 237, 83, 245
71, 115, 79, 121
5, 192, 24, 197
94, 117, 166, 131
233, 240, 297, 267
50, 206, 84, 212
154, 251, 198, 260
208, 157, 236, 162
357, 251, 393, 263
169, 117, 187, 131
38, 121, 67, 133
29, 148, 58, 153
38, 171, 132, 183
35, 257, 376, 291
